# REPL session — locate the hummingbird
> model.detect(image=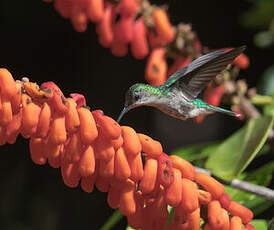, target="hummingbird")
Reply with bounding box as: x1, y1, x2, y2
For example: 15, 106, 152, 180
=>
117, 46, 246, 123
